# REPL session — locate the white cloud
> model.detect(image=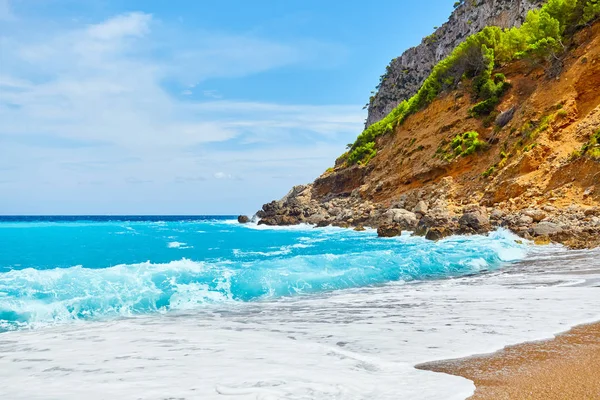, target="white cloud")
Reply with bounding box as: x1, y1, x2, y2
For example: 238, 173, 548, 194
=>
87, 12, 152, 40
0, 9, 364, 214
214, 172, 233, 180
203, 90, 222, 99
